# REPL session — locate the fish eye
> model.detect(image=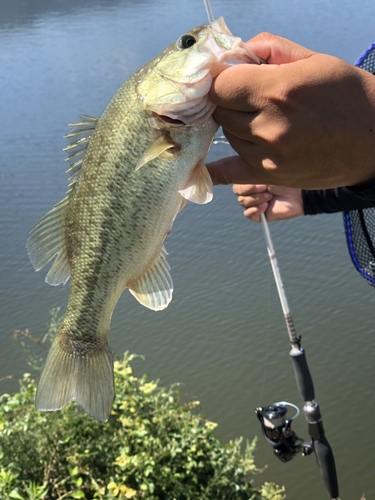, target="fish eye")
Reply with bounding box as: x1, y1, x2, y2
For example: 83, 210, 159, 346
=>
177, 34, 197, 50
